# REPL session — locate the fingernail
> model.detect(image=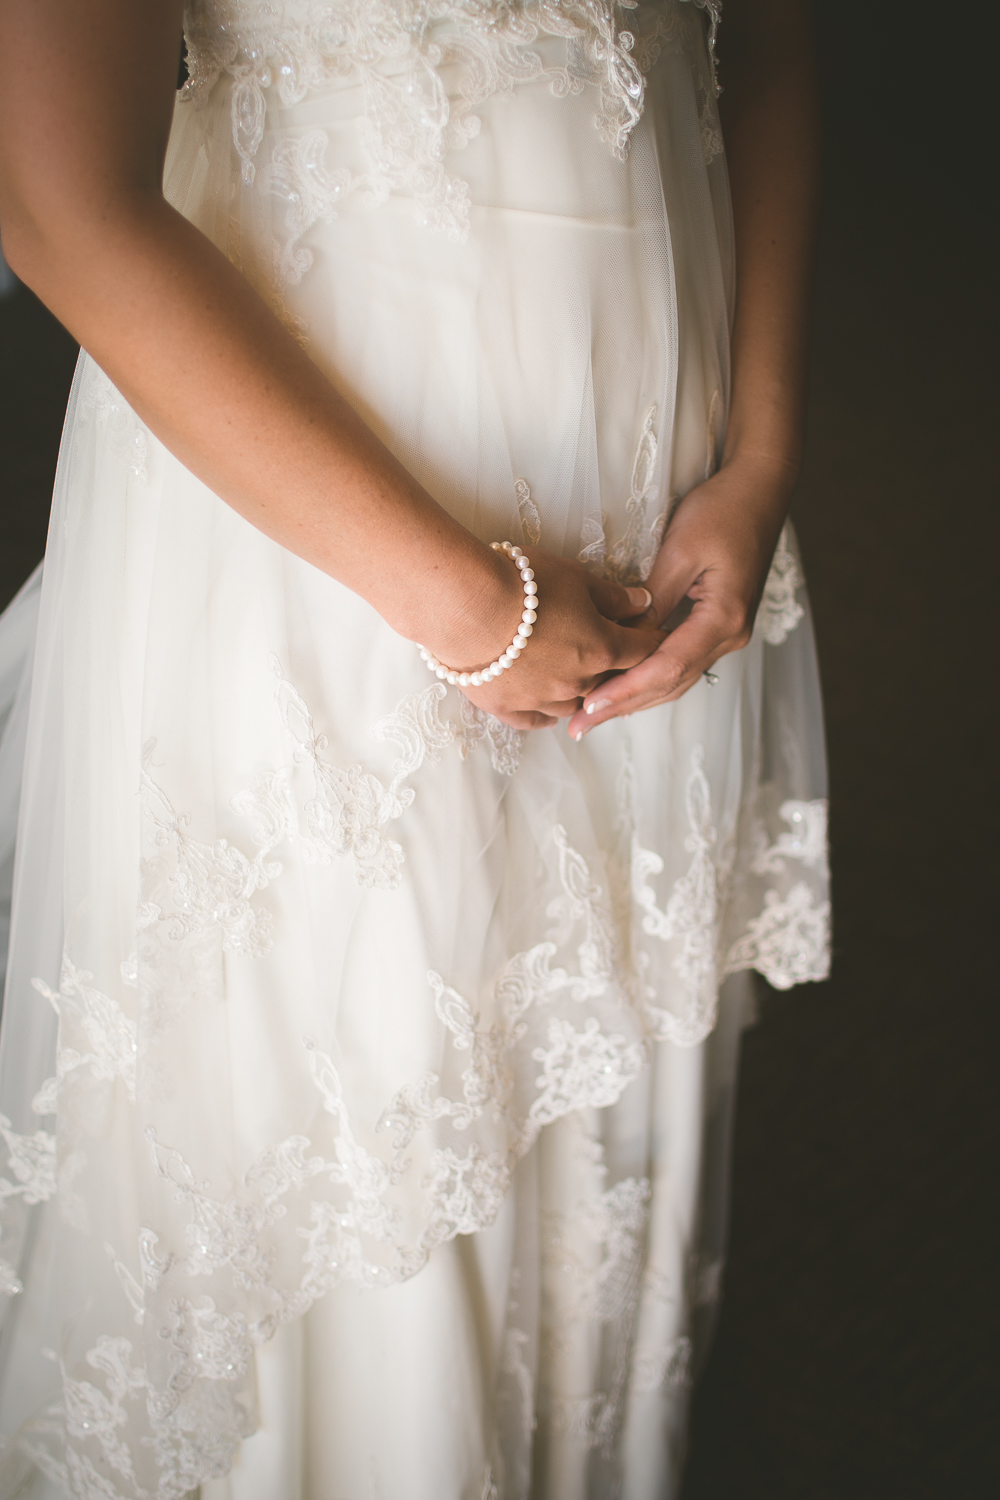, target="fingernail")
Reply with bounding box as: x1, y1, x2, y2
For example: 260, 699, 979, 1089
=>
574, 730, 583, 742
627, 587, 653, 610
586, 698, 611, 716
